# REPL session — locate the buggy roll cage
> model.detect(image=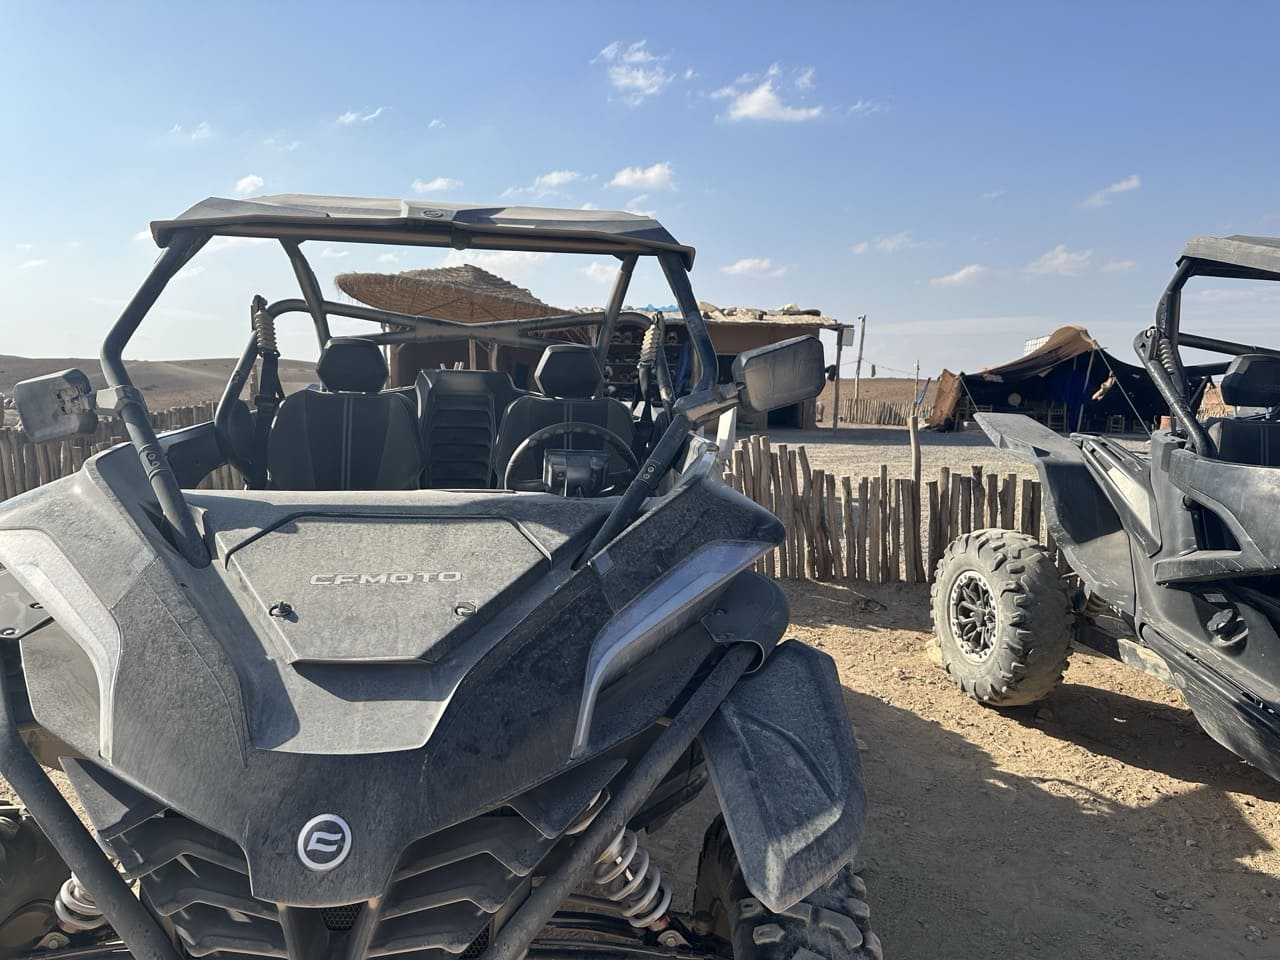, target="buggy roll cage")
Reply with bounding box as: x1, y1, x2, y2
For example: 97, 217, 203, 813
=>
1138, 235, 1280, 457
103, 211, 725, 570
